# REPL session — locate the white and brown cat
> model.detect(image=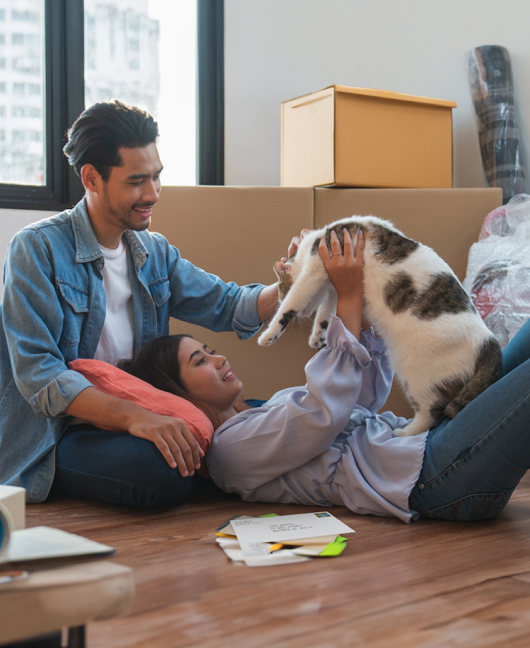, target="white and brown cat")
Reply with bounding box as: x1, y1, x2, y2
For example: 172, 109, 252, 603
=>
258, 215, 502, 437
